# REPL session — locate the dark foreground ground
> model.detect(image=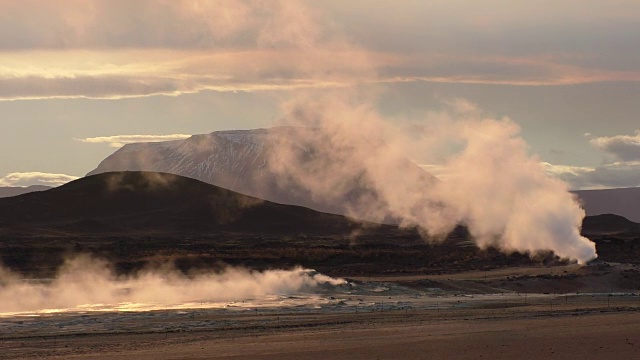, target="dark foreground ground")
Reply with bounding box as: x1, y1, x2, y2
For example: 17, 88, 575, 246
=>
1, 229, 639, 281
1, 286, 638, 360
2, 174, 639, 359
0, 231, 550, 278
1, 264, 639, 359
